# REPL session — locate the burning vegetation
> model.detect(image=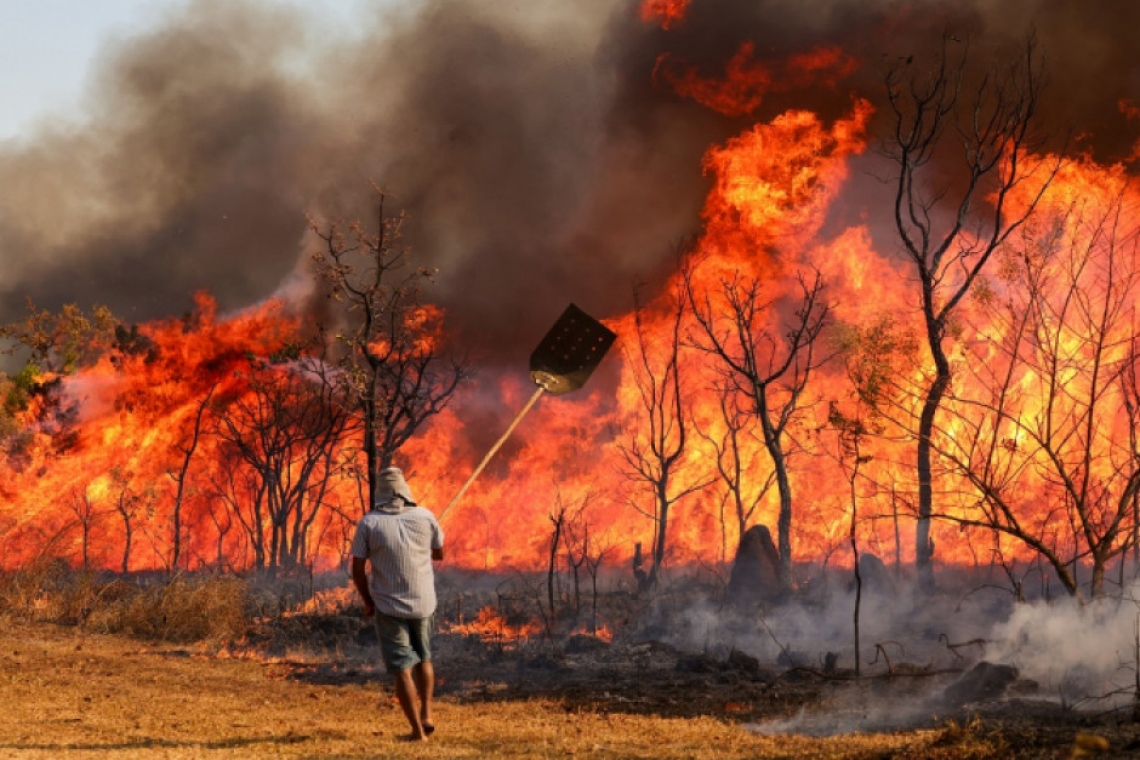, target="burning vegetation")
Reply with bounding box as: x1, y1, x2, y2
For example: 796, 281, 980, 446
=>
6, 0, 1140, 752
